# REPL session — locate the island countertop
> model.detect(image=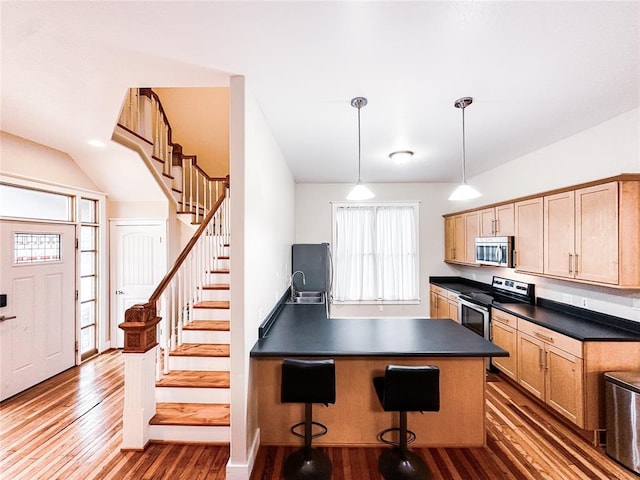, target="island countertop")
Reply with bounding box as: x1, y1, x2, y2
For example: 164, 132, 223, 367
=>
250, 303, 508, 358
